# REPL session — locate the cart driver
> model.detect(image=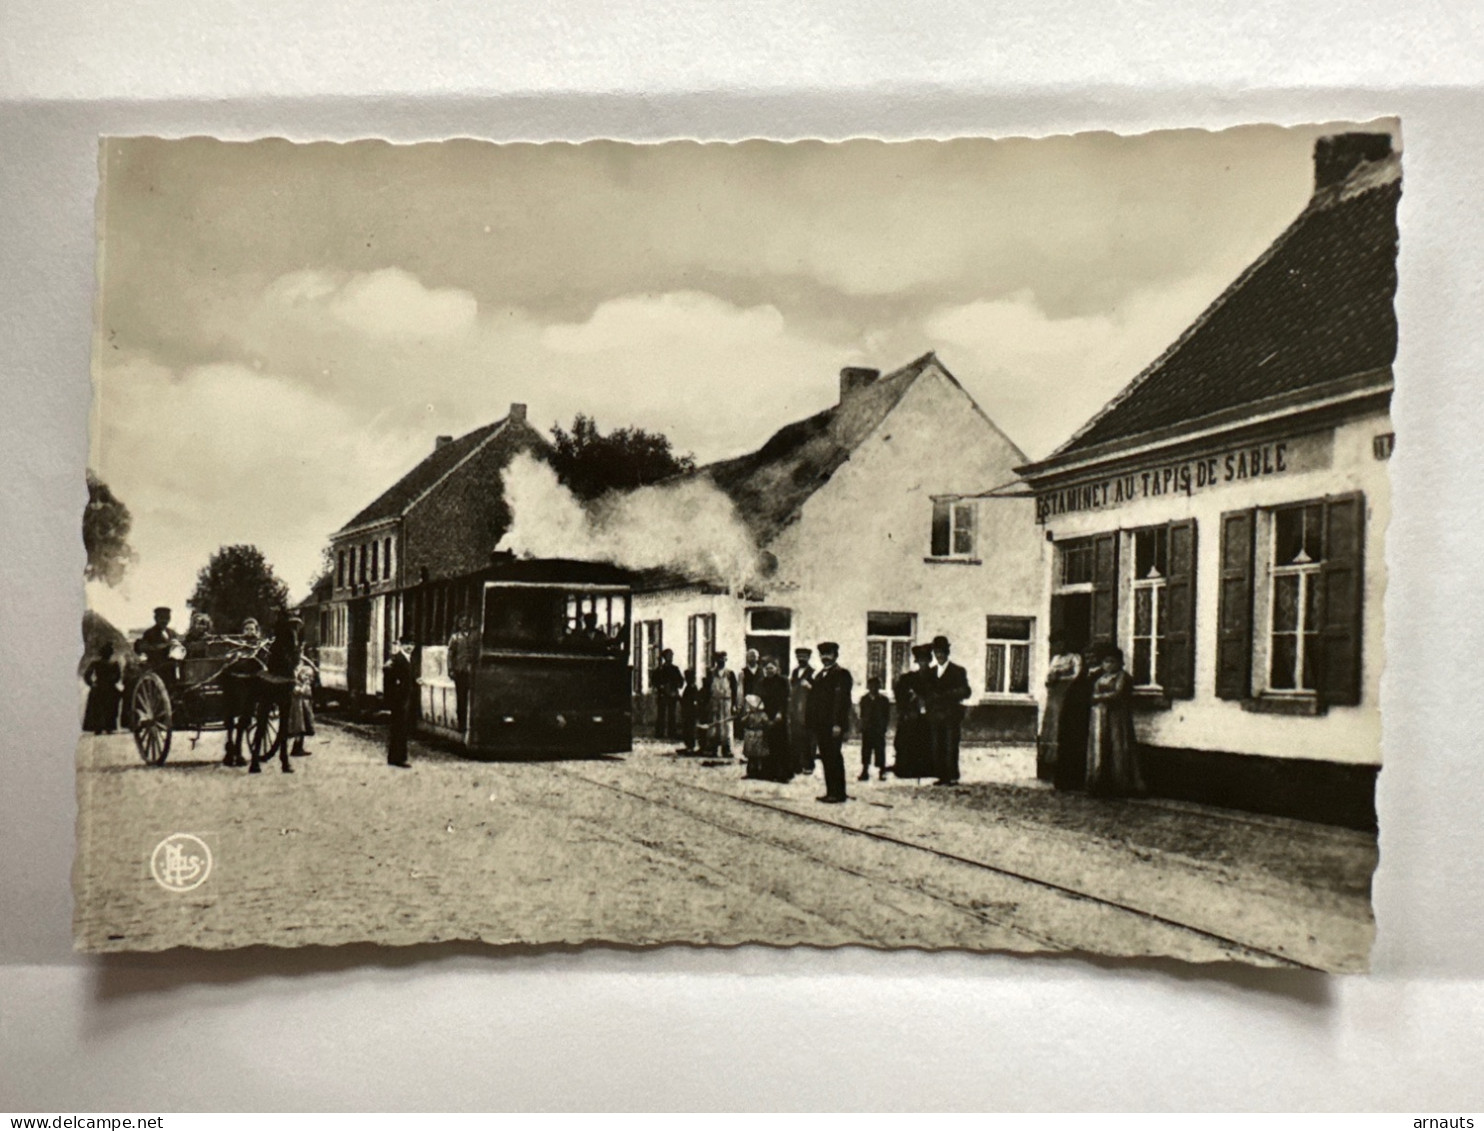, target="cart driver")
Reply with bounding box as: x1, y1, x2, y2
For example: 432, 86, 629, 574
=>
134, 606, 181, 683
